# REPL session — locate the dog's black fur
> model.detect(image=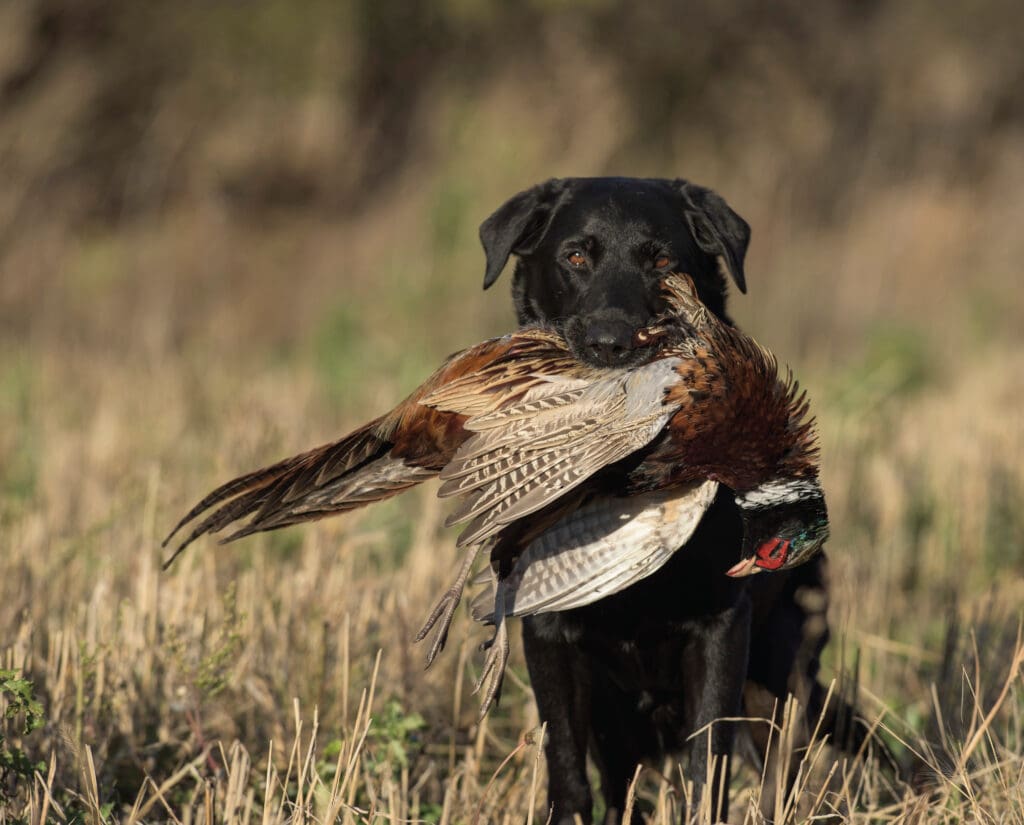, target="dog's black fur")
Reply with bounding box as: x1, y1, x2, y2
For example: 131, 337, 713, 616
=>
479, 177, 865, 824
